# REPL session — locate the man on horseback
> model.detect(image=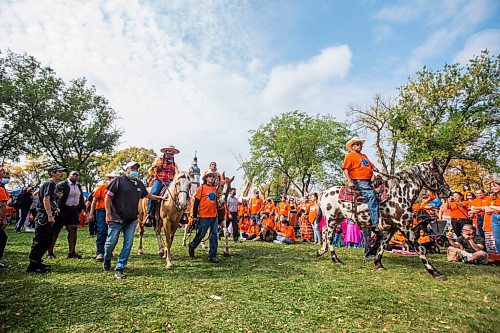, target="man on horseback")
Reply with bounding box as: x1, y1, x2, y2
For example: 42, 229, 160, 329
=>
146, 146, 180, 225
342, 137, 382, 230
